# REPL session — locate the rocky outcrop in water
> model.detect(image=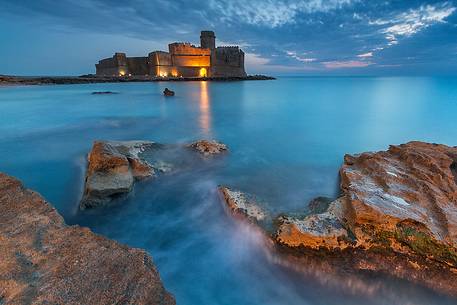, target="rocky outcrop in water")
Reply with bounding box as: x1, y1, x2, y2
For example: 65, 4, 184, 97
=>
220, 141, 457, 296
80, 141, 154, 209
219, 187, 268, 224
188, 140, 228, 156
163, 88, 175, 96
0, 173, 175, 305
91, 91, 118, 95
